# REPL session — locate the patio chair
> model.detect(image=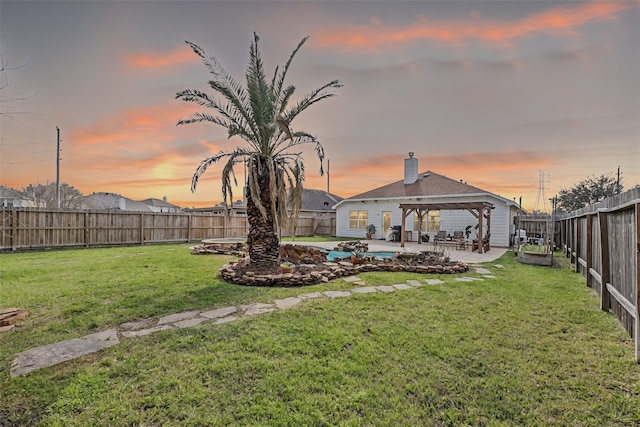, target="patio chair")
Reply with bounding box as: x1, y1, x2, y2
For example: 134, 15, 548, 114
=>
434, 230, 447, 243
472, 233, 491, 252
453, 230, 465, 250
